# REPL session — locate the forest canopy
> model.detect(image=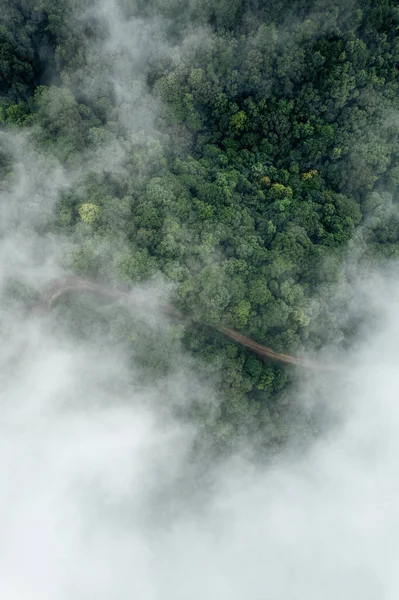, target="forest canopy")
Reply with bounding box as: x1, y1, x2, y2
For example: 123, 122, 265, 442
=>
1, 0, 399, 455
